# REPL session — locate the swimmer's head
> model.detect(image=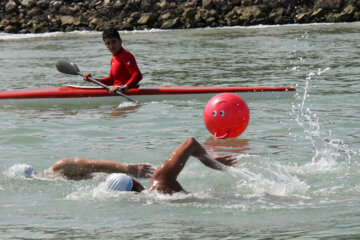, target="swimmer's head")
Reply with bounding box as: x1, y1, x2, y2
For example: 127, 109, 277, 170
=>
105, 173, 133, 191
16, 164, 37, 178
24, 165, 37, 178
